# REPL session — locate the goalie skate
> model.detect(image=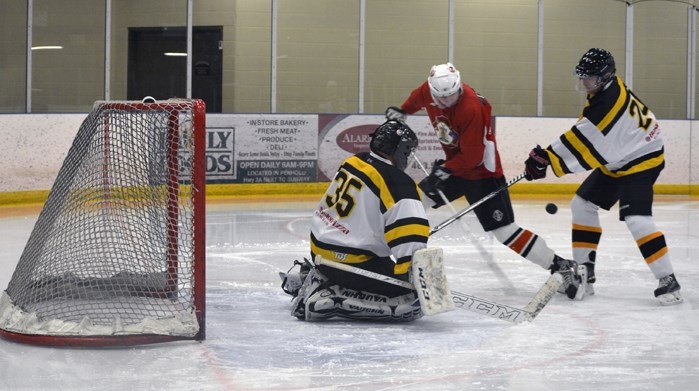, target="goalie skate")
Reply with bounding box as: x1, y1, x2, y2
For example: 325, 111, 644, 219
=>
279, 259, 311, 297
